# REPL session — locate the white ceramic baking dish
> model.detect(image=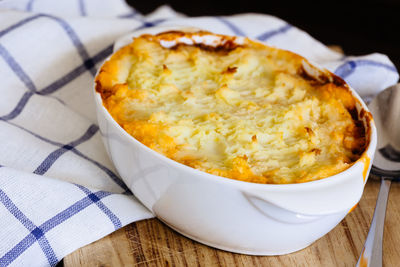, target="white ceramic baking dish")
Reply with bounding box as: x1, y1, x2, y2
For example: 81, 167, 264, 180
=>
94, 26, 377, 255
